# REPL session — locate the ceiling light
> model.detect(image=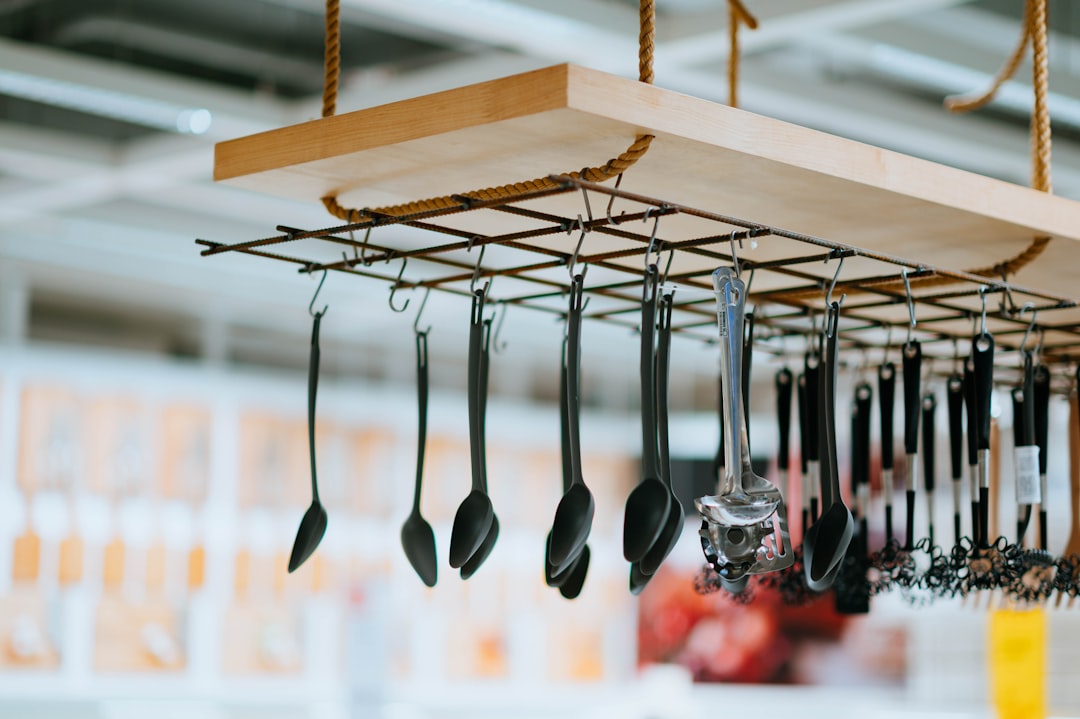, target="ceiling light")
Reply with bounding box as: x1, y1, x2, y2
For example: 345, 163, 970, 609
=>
0, 69, 213, 135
